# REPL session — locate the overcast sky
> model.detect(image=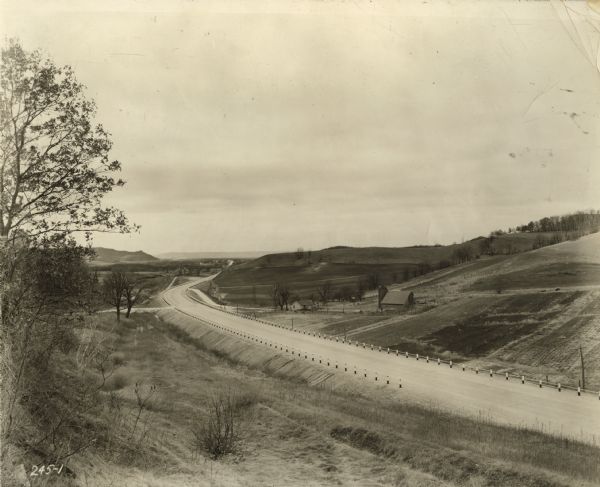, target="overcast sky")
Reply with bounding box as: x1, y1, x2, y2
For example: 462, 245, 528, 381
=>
3, 0, 600, 254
